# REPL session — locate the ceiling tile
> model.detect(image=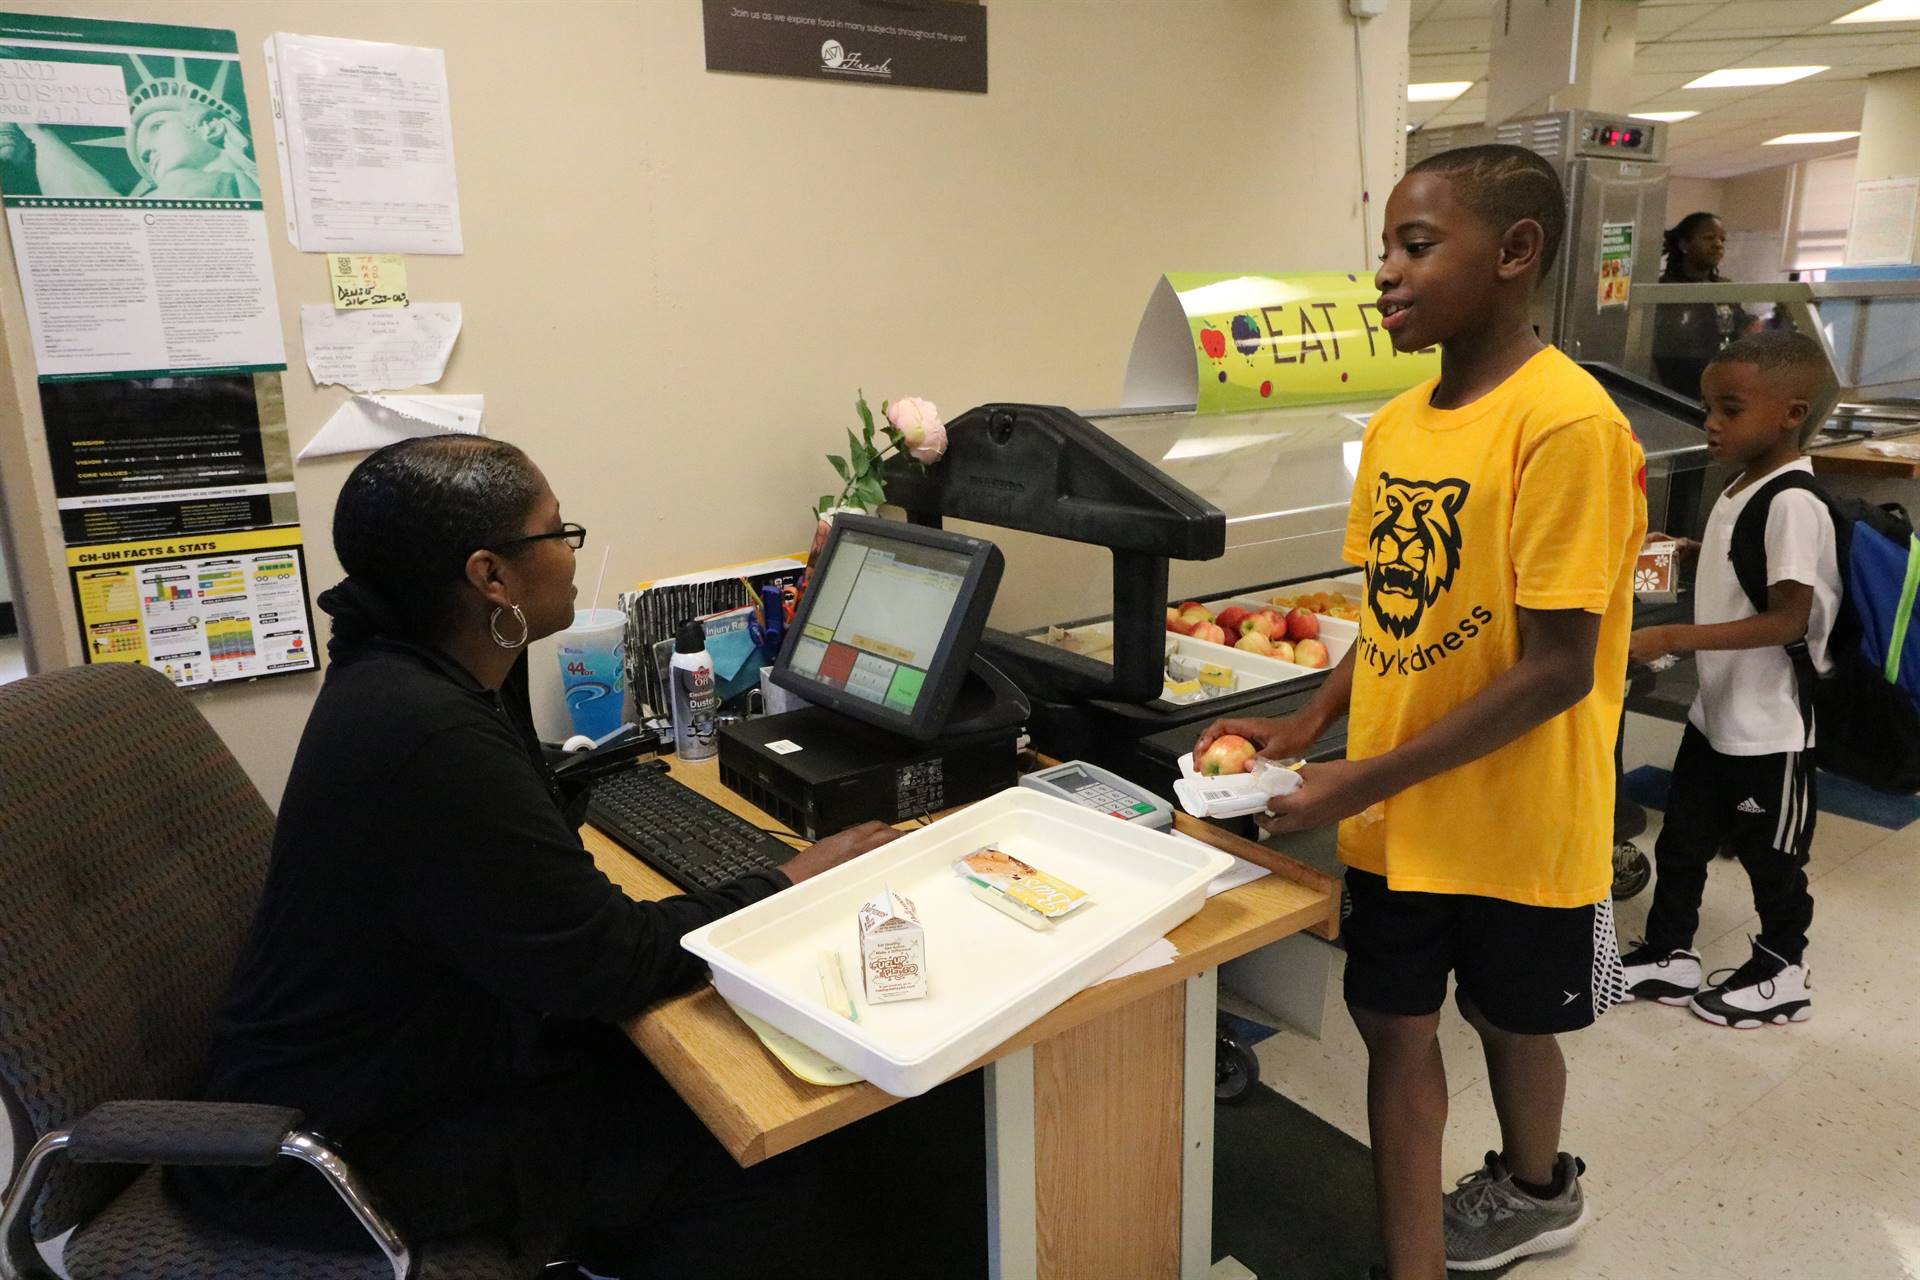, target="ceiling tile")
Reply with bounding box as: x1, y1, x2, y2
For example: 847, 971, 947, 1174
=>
1637, 40, 1772, 71
1636, 3, 1723, 39
1847, 44, 1920, 67
1698, 0, 1854, 36
1409, 17, 1493, 52
1632, 72, 1695, 95
1411, 53, 1491, 77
